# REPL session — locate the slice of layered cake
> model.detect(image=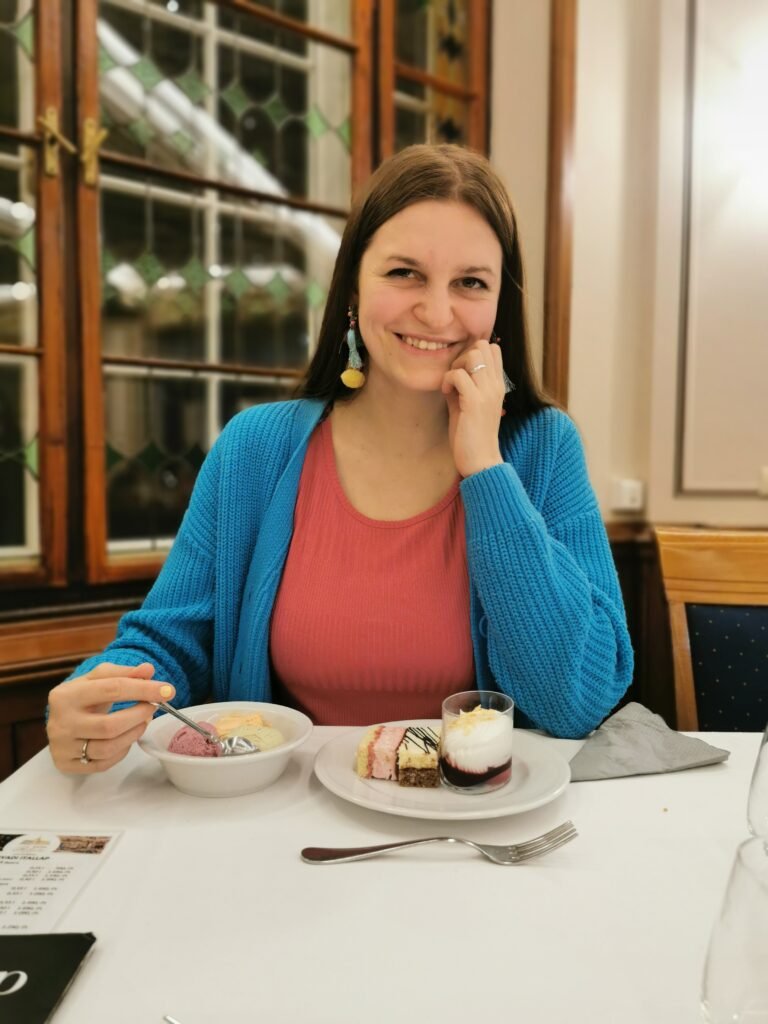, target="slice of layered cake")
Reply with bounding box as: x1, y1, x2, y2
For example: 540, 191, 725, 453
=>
396, 727, 440, 787
356, 725, 440, 788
